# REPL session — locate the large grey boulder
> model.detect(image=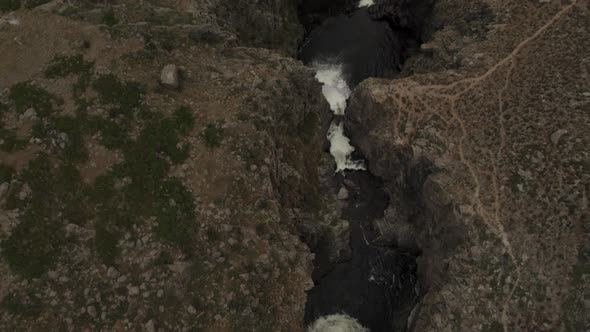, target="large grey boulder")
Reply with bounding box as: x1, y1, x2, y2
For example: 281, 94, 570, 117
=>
160, 64, 179, 89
